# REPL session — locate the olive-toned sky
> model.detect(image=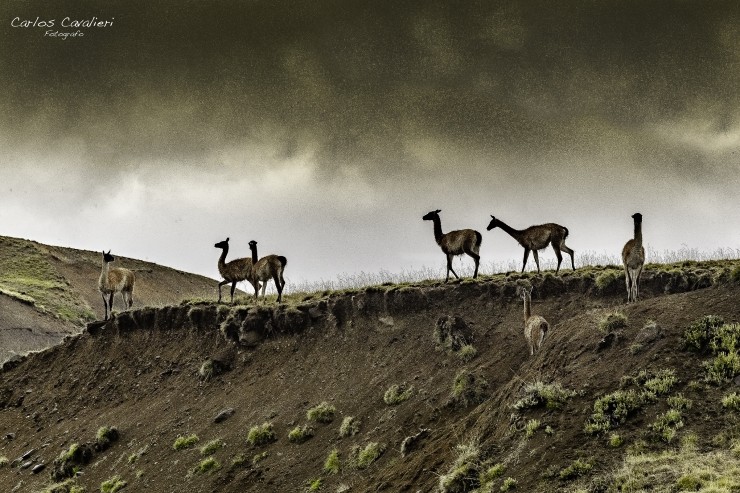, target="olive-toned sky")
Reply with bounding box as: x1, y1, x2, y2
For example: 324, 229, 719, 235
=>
1, 1, 739, 284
